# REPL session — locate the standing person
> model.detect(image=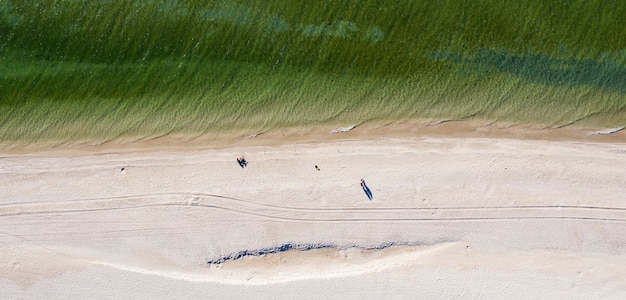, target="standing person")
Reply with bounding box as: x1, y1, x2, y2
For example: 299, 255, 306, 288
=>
236, 157, 242, 168
360, 179, 373, 200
